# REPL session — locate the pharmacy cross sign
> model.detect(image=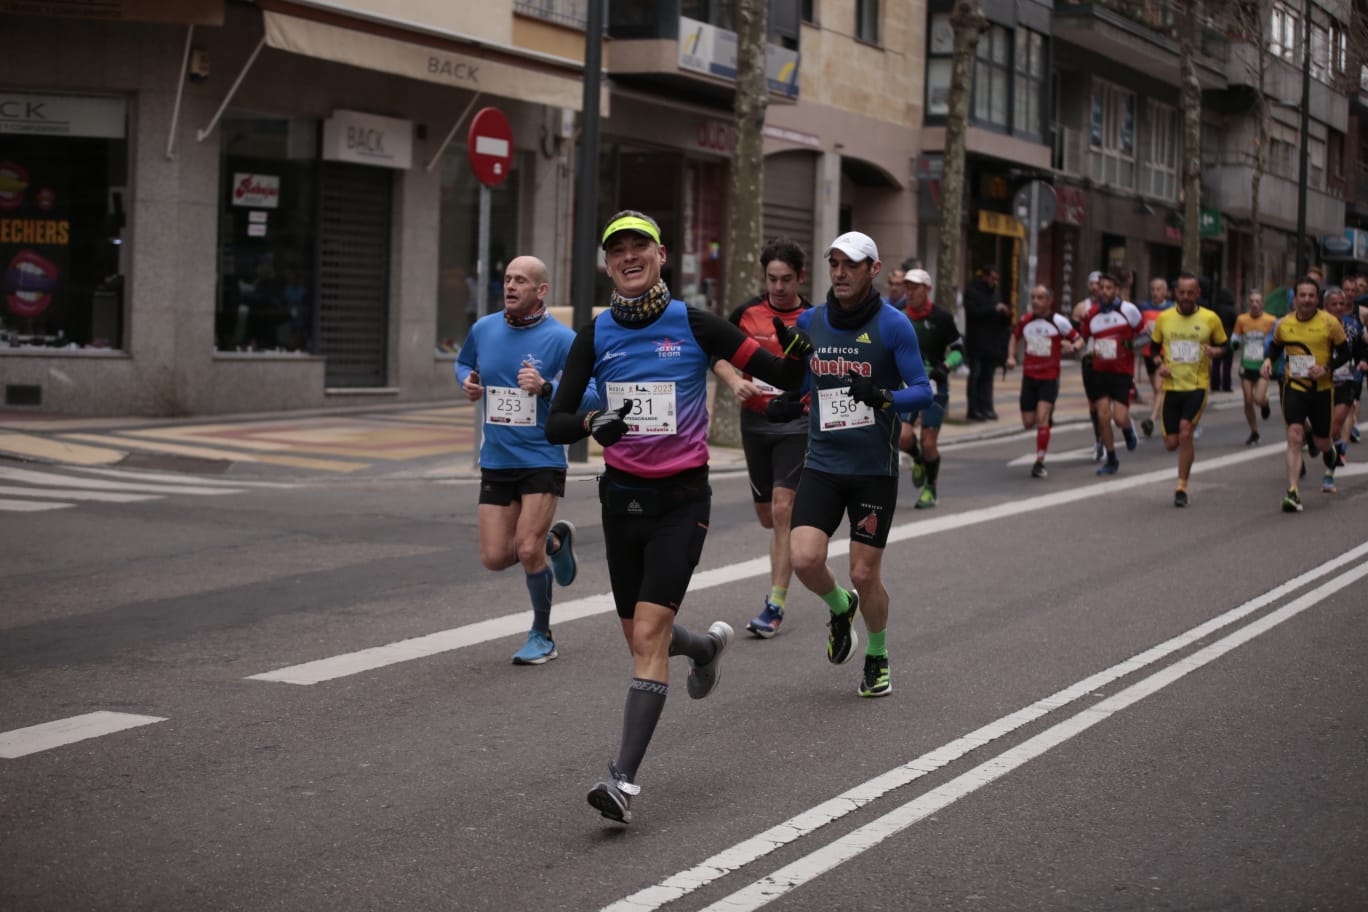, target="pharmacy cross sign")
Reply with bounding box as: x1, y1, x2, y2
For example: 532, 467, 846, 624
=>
467, 107, 514, 187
